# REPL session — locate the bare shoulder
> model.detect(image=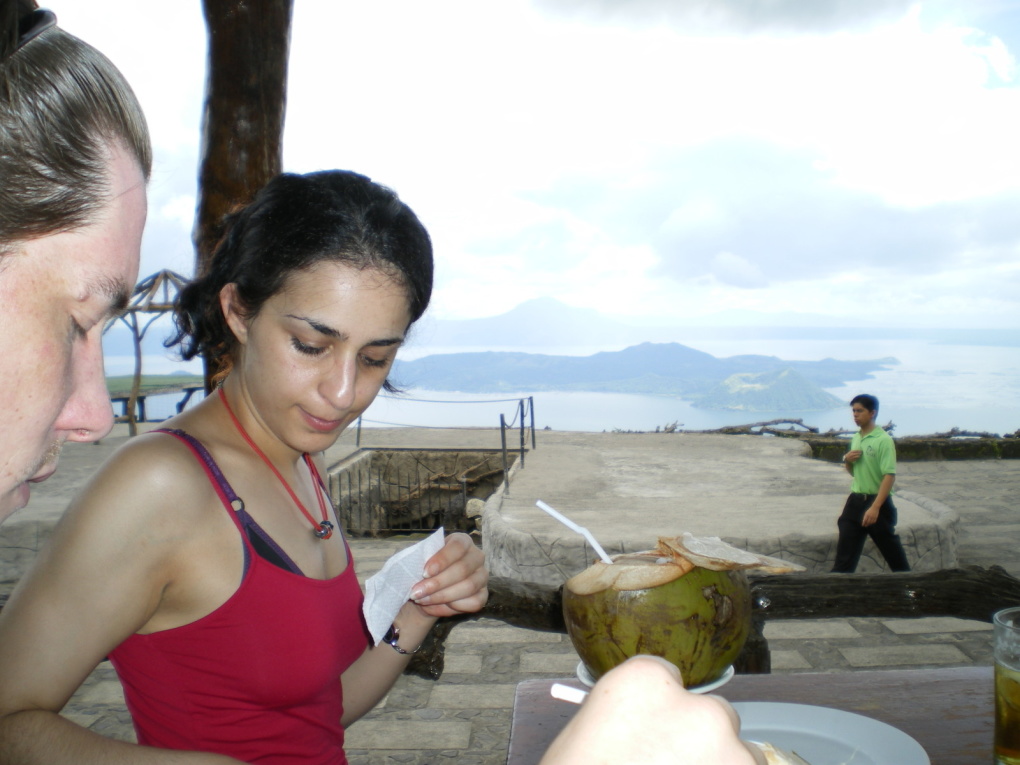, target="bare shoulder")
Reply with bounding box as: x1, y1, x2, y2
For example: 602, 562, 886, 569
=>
64, 429, 219, 535
0, 432, 230, 709
19, 429, 230, 624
